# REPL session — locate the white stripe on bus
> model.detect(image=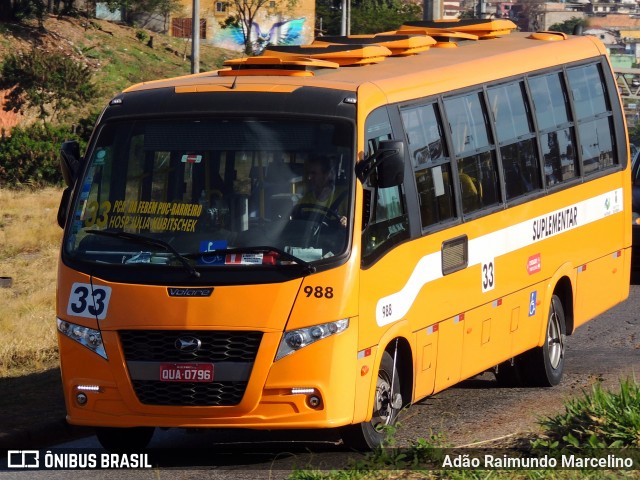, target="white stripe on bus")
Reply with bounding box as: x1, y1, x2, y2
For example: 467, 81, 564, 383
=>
375, 188, 623, 326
